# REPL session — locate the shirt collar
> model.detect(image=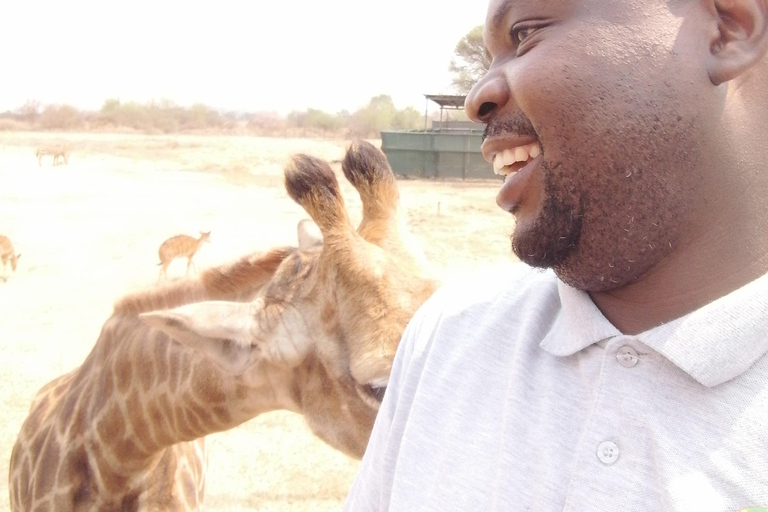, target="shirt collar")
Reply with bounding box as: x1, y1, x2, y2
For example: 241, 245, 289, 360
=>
539, 272, 768, 388
539, 279, 621, 356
